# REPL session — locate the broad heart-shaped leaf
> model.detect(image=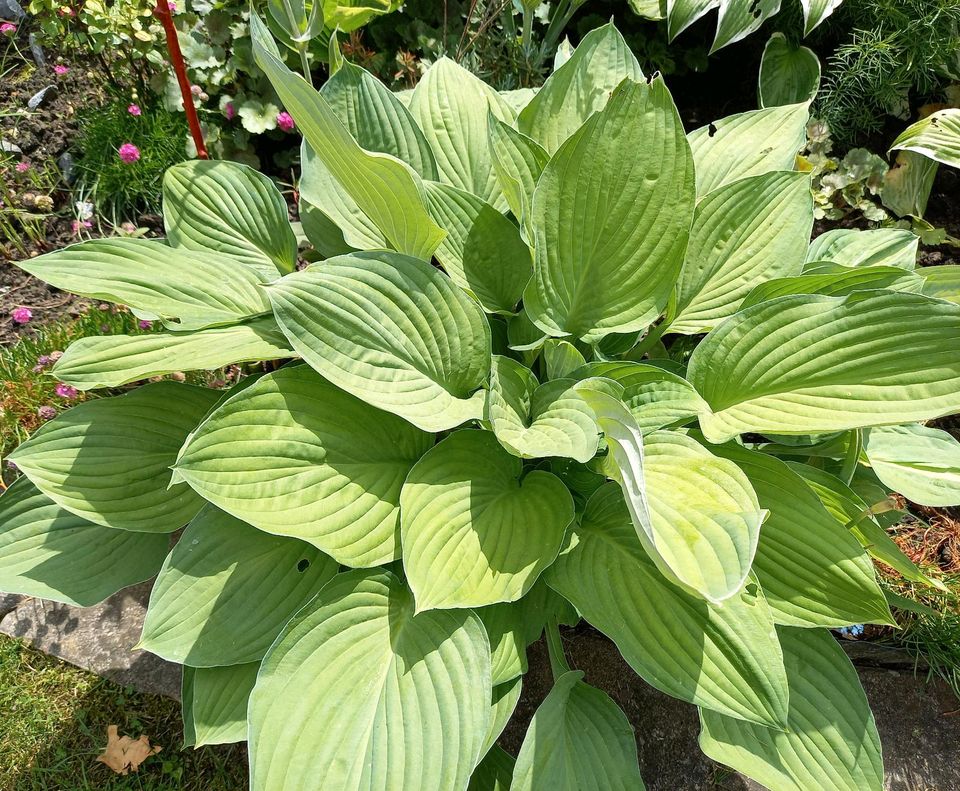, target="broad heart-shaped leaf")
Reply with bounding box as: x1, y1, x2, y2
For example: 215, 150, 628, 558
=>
423, 182, 533, 314
401, 430, 574, 610
14, 239, 271, 331
542, 340, 586, 381
759, 33, 820, 107
517, 23, 643, 155
546, 483, 789, 727
889, 108, 960, 168
688, 103, 809, 197
410, 57, 515, 205
9, 383, 219, 532
668, 171, 813, 335
250, 13, 445, 261
476, 603, 528, 685
740, 264, 924, 309
140, 506, 338, 666
182, 662, 258, 748
699, 626, 884, 791
265, 251, 491, 432
248, 569, 491, 791
52, 318, 293, 390
805, 228, 918, 270
862, 423, 960, 507
163, 160, 296, 278
484, 679, 523, 759
712, 0, 781, 53
920, 265, 960, 304
523, 78, 695, 343
175, 365, 432, 567
485, 356, 599, 462
689, 291, 960, 443
708, 443, 893, 627
667, 0, 718, 40
0, 477, 169, 607
801, 0, 843, 35
469, 745, 514, 791
511, 671, 645, 791
487, 115, 549, 241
